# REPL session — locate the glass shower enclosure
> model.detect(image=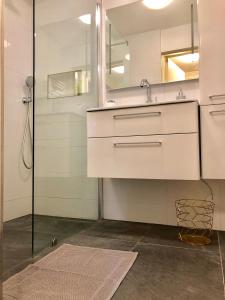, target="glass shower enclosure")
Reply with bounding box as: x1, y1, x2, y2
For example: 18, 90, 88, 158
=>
33, 0, 100, 254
